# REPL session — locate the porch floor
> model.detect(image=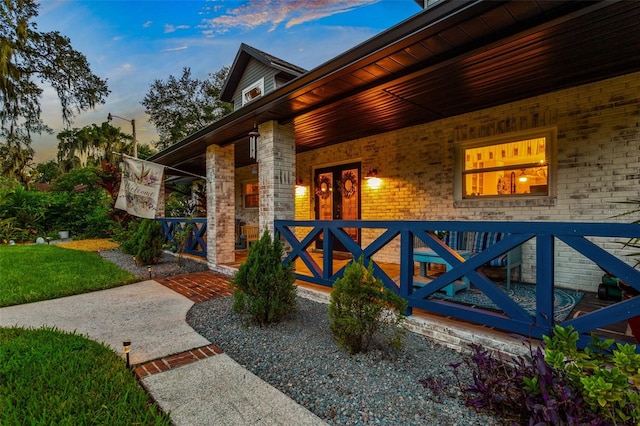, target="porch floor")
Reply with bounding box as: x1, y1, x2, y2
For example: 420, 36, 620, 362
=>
223, 250, 636, 344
